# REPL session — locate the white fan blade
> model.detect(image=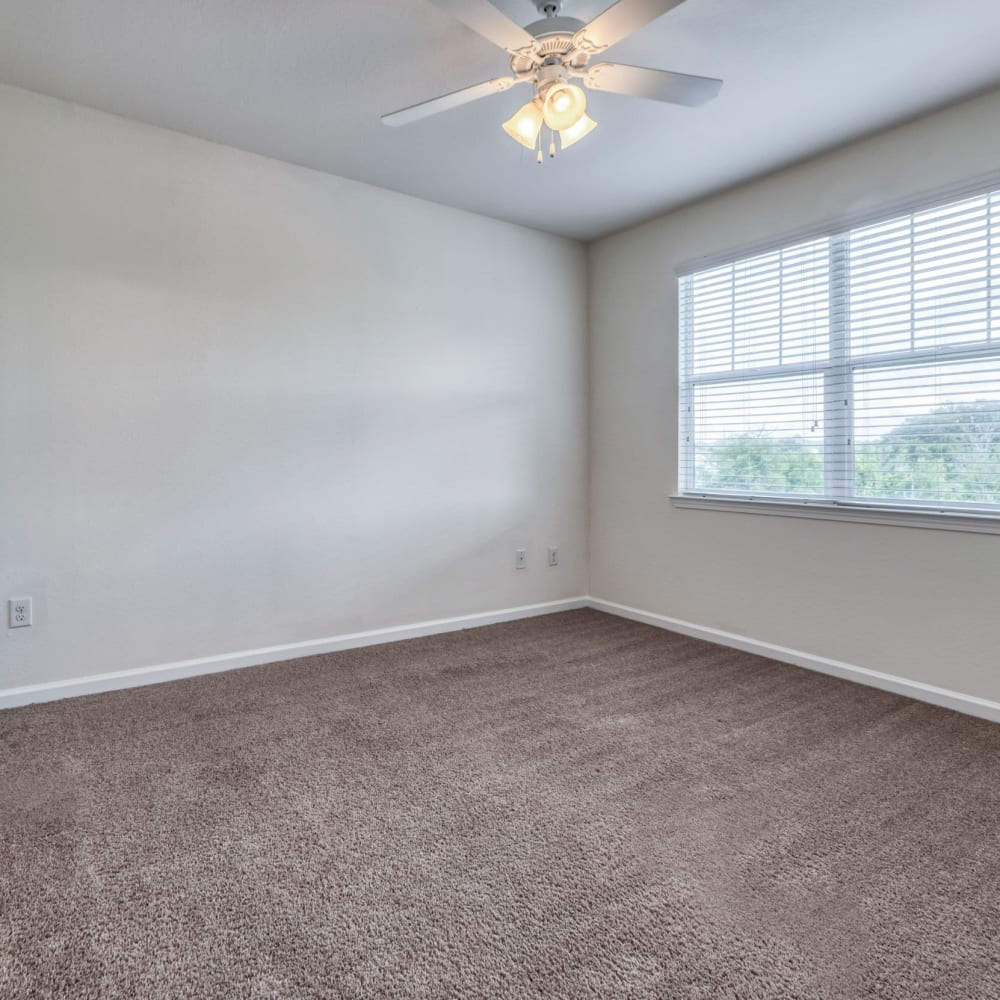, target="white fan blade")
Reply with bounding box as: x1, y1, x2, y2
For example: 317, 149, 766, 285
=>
429, 0, 535, 52
579, 0, 688, 51
584, 62, 722, 106
382, 76, 524, 126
